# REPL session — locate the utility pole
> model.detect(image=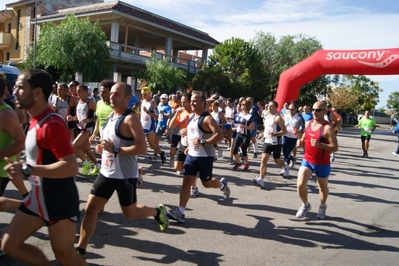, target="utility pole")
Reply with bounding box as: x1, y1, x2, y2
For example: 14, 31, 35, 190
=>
33, 0, 38, 68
